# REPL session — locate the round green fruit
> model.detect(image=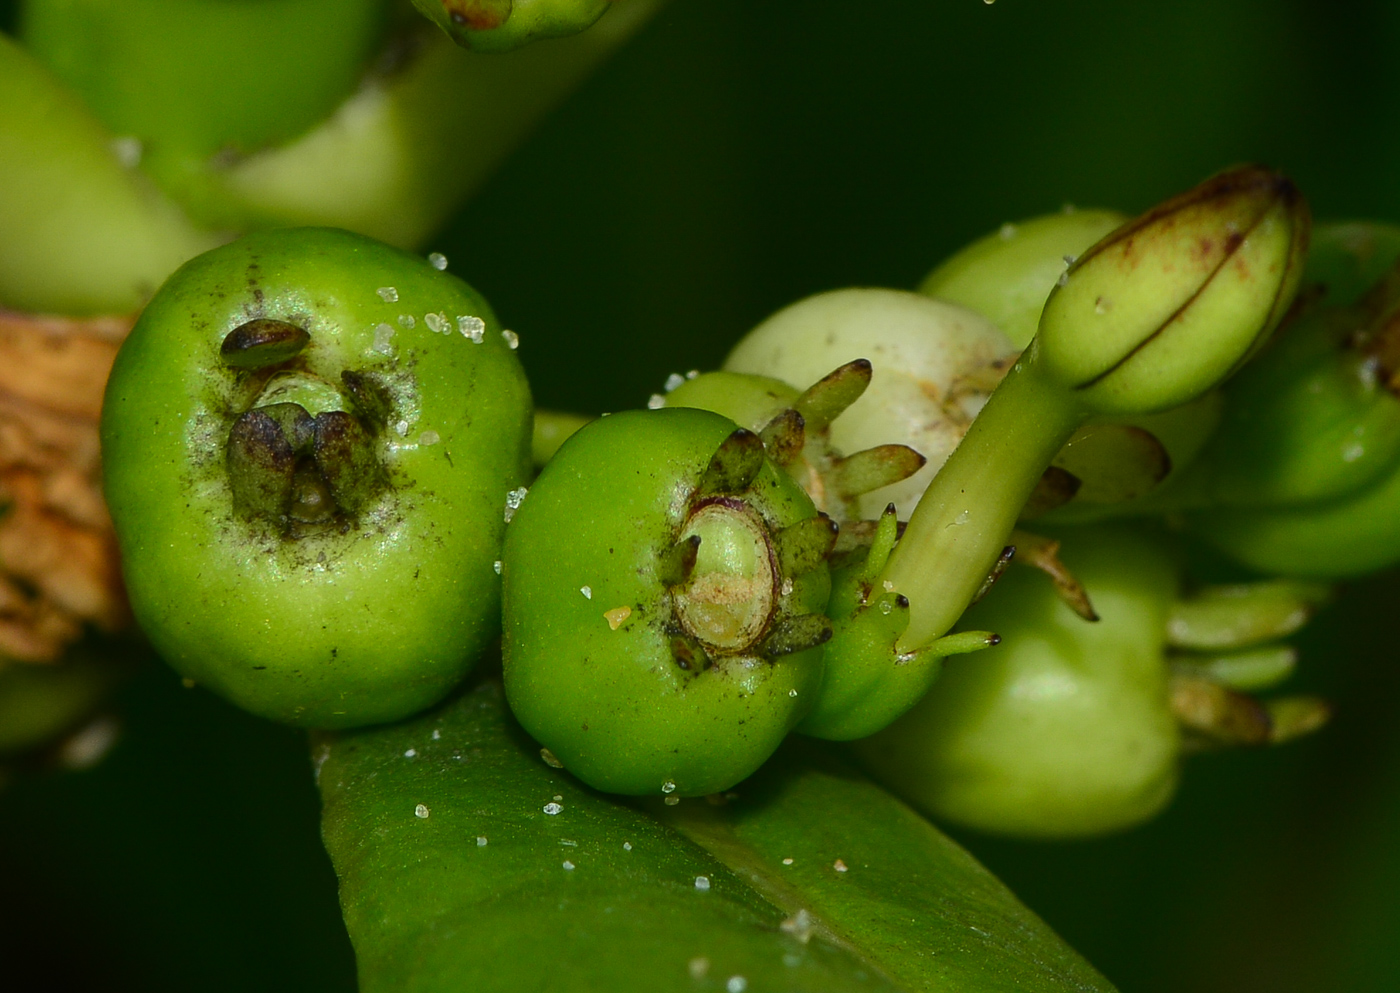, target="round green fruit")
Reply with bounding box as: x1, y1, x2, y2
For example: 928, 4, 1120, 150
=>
102, 227, 532, 727
857, 526, 1181, 838
502, 408, 833, 796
